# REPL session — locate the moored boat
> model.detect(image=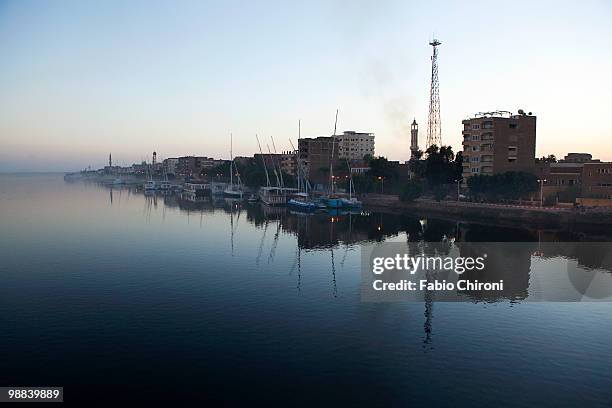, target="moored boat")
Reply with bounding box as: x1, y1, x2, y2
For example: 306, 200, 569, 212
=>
259, 186, 287, 206
288, 192, 316, 211
321, 196, 343, 209
144, 180, 157, 190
